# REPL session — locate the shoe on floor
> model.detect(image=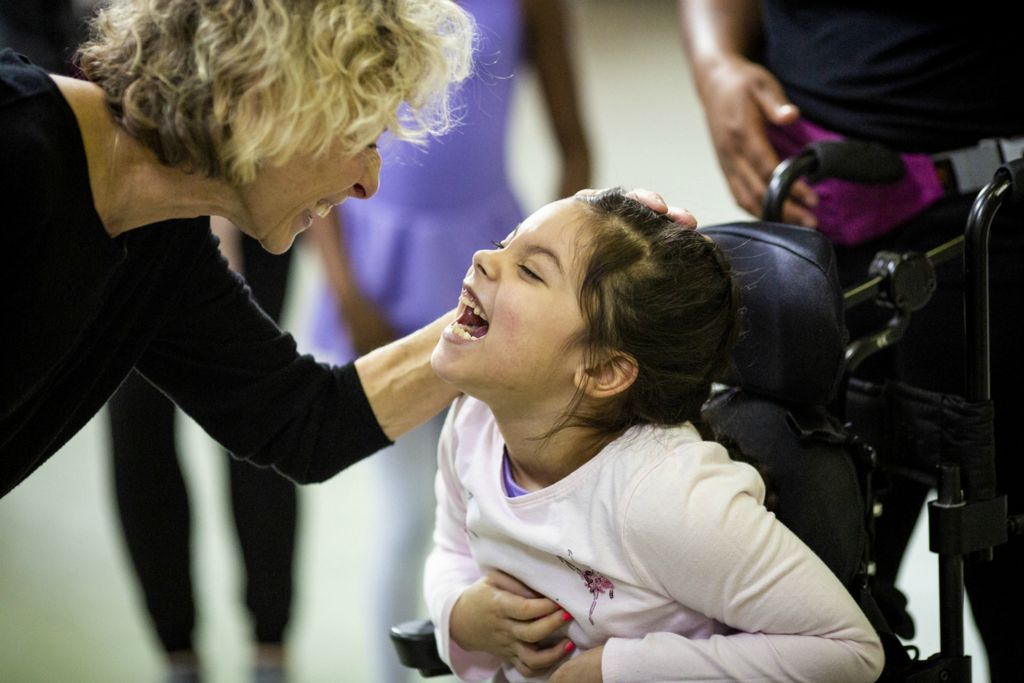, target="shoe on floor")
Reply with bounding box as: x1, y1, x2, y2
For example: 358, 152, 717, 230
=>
252, 663, 286, 683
